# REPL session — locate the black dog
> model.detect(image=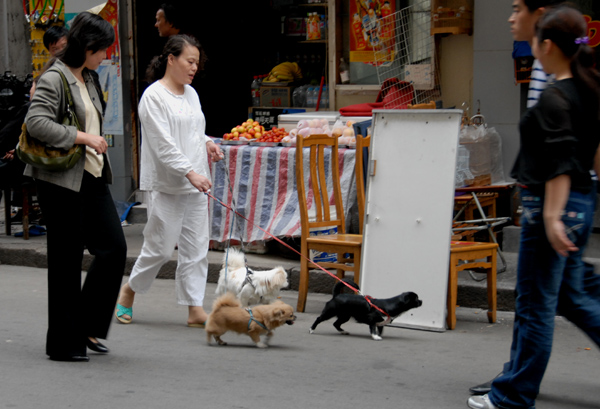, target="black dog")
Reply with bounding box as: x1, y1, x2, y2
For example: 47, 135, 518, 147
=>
309, 279, 423, 340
